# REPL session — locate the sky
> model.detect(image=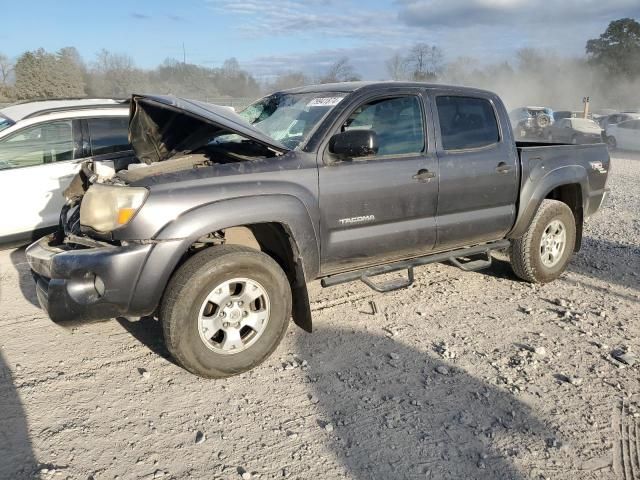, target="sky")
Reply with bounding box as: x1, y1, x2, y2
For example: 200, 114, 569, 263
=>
3, 0, 640, 80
